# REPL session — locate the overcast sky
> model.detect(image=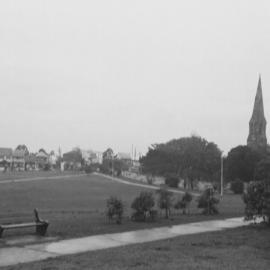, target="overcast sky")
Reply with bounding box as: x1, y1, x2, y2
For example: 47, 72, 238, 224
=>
0, 0, 269, 155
